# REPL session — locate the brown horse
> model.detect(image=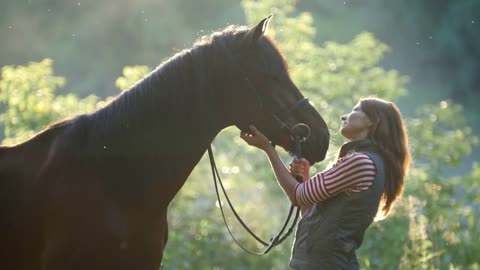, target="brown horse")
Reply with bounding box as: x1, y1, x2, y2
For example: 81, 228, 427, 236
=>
0, 17, 329, 270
